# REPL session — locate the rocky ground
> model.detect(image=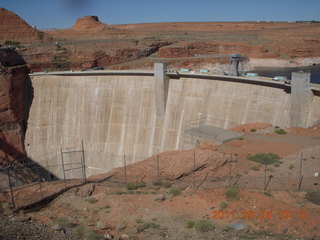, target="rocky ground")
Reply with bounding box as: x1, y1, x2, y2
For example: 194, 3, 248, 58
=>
0, 215, 77, 240
0, 123, 319, 240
